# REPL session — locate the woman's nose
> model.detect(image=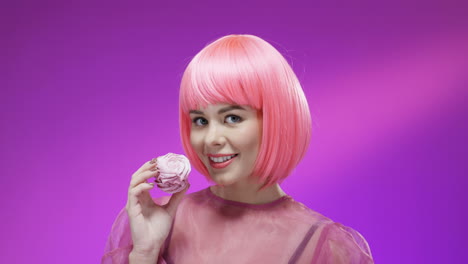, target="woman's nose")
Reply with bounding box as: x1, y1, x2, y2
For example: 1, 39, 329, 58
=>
204, 123, 226, 146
